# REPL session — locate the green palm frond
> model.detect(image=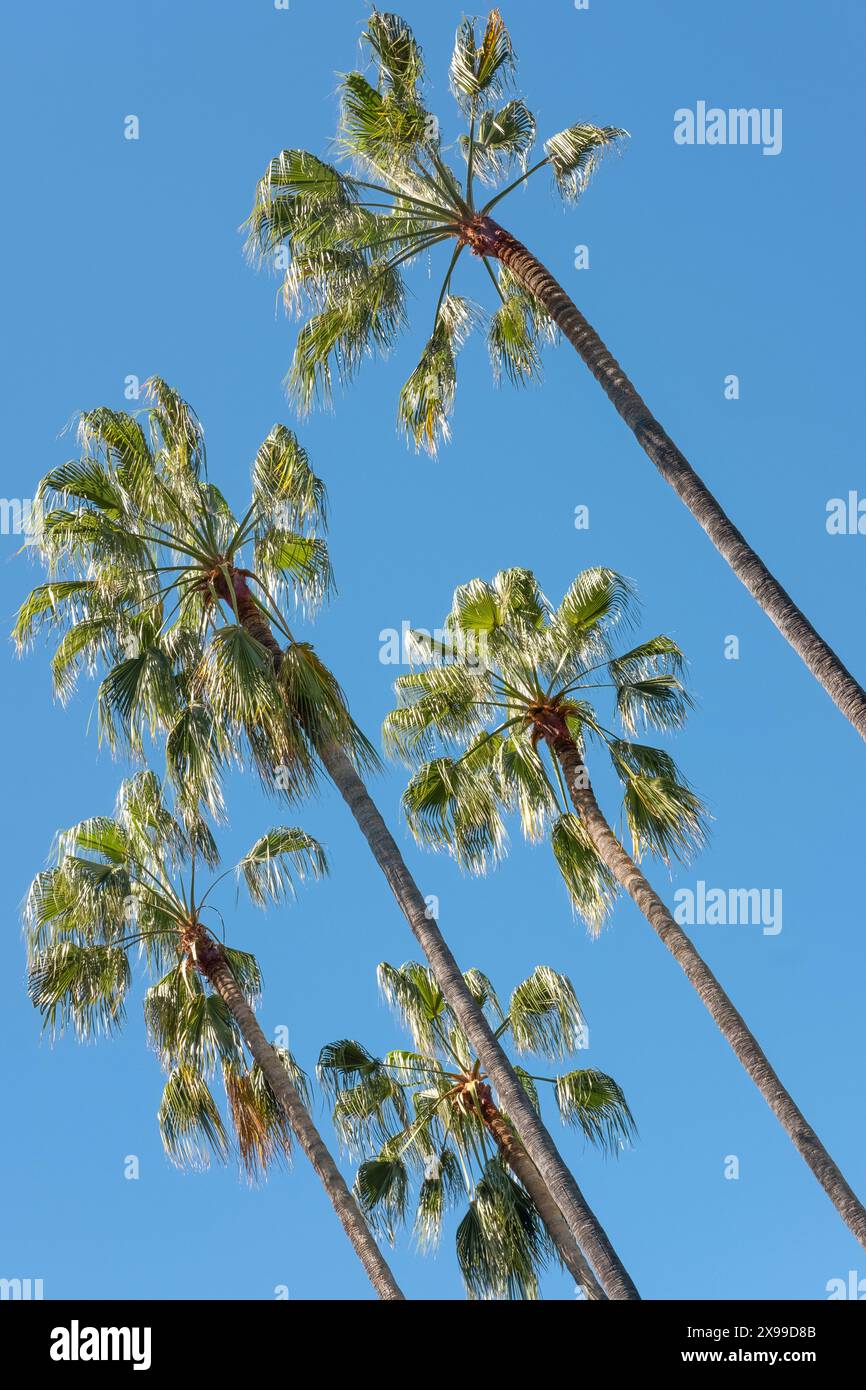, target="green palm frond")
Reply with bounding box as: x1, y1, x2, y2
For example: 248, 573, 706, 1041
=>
384, 660, 493, 760
222, 948, 264, 1004
402, 748, 506, 872
622, 769, 709, 865
318, 1038, 382, 1092
159, 1064, 229, 1170
362, 11, 426, 97
554, 1069, 636, 1154
289, 258, 407, 413
499, 731, 559, 841
462, 100, 536, 186
414, 1146, 462, 1249
355, 1154, 410, 1242
550, 812, 617, 931
450, 11, 515, 112
144, 969, 244, 1076
166, 701, 227, 821
144, 377, 207, 477
398, 295, 476, 454
239, 827, 327, 907
488, 289, 543, 385
377, 961, 448, 1053
507, 966, 586, 1061
28, 942, 130, 1040
458, 1158, 546, 1301
339, 69, 432, 172
251, 425, 327, 528
544, 123, 627, 201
